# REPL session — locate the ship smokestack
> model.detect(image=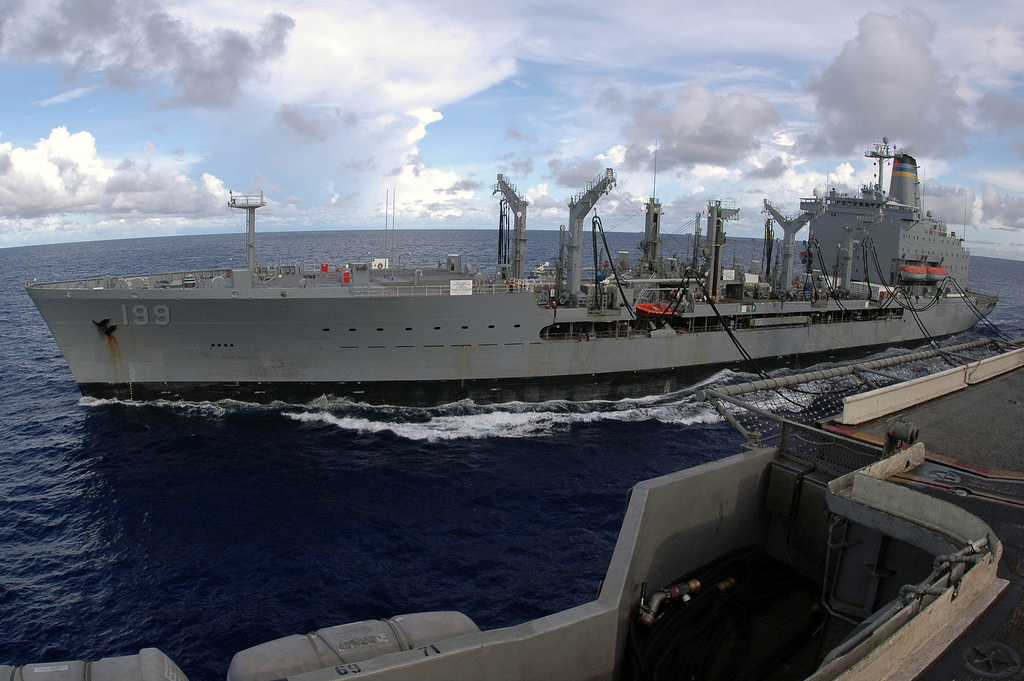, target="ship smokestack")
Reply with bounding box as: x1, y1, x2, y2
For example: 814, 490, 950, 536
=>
889, 153, 921, 209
